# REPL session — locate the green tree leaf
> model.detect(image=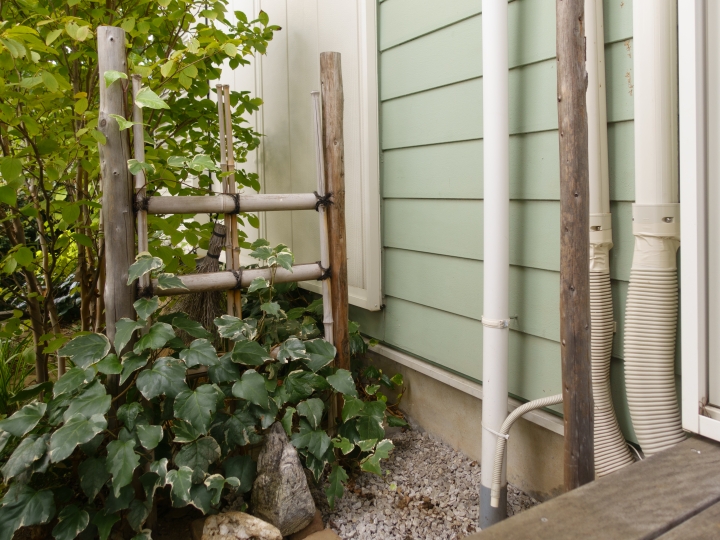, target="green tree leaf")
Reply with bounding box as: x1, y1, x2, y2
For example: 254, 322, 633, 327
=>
136, 357, 188, 399
303, 339, 336, 372
0, 185, 17, 206
109, 114, 137, 131
136, 425, 163, 450
174, 436, 220, 479
103, 70, 127, 87
297, 398, 324, 430
114, 318, 145, 354
127, 253, 163, 285
231, 340, 271, 366
156, 273, 188, 290
326, 369, 358, 397
133, 296, 159, 320
165, 466, 193, 503
49, 413, 106, 463
0, 485, 55, 540
52, 504, 89, 540
133, 322, 174, 354
180, 339, 218, 368
231, 370, 268, 408
172, 315, 211, 338
325, 464, 348, 510
106, 439, 140, 496
174, 385, 223, 434
63, 381, 111, 421
79, 457, 109, 501
96, 354, 122, 375
2, 434, 48, 481
134, 86, 170, 109
92, 511, 119, 540
0, 157, 22, 181
58, 333, 111, 369
0, 402, 46, 437
222, 455, 256, 494
120, 352, 149, 385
